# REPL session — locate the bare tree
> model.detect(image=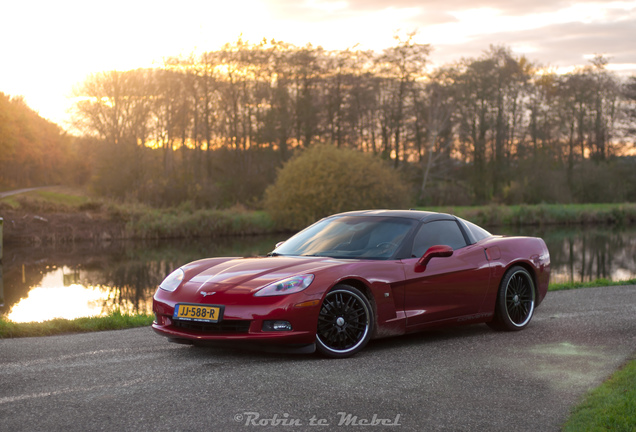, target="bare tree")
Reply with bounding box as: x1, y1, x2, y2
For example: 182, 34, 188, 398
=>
375, 32, 430, 166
